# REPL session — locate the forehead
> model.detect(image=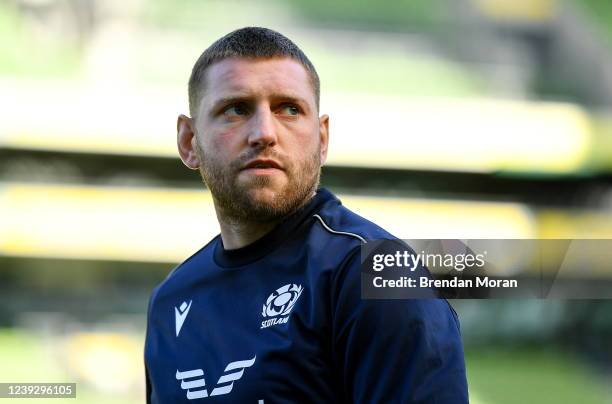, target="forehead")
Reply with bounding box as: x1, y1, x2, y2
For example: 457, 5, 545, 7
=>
201, 57, 315, 107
